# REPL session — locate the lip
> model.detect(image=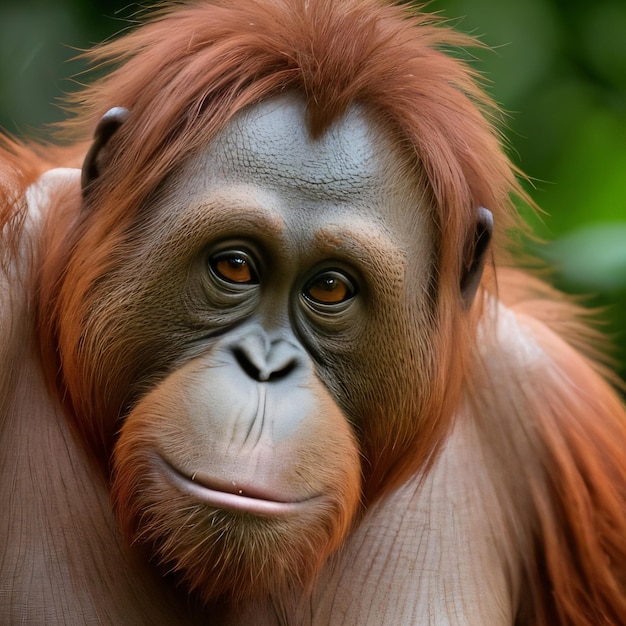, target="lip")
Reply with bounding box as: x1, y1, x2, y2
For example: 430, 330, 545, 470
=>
157, 456, 312, 516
